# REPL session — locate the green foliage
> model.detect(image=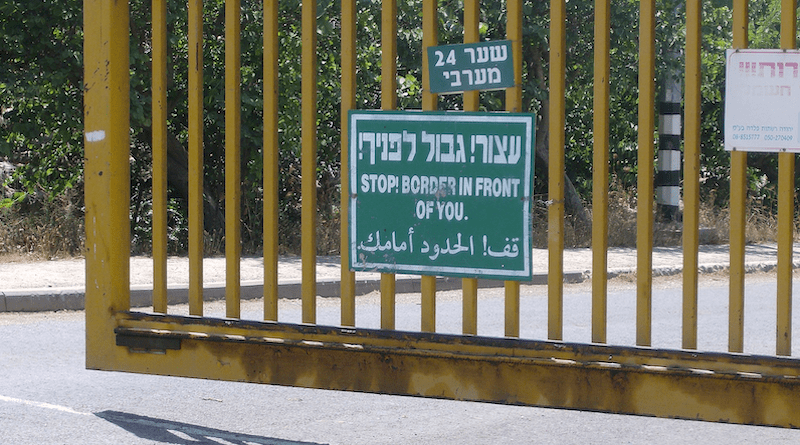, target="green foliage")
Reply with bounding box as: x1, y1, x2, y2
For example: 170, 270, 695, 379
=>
2, 0, 796, 255
0, 0, 84, 201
